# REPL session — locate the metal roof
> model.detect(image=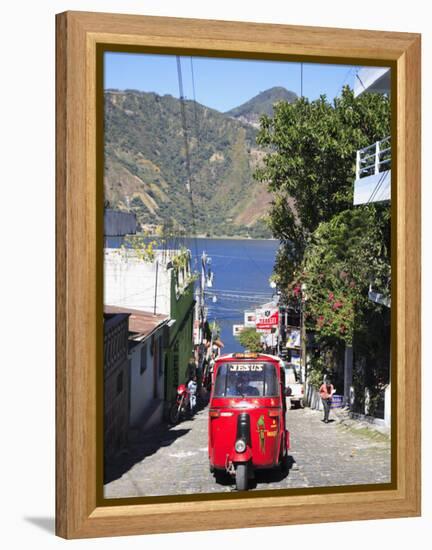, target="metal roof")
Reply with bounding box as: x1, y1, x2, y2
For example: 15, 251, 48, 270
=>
104, 305, 169, 340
